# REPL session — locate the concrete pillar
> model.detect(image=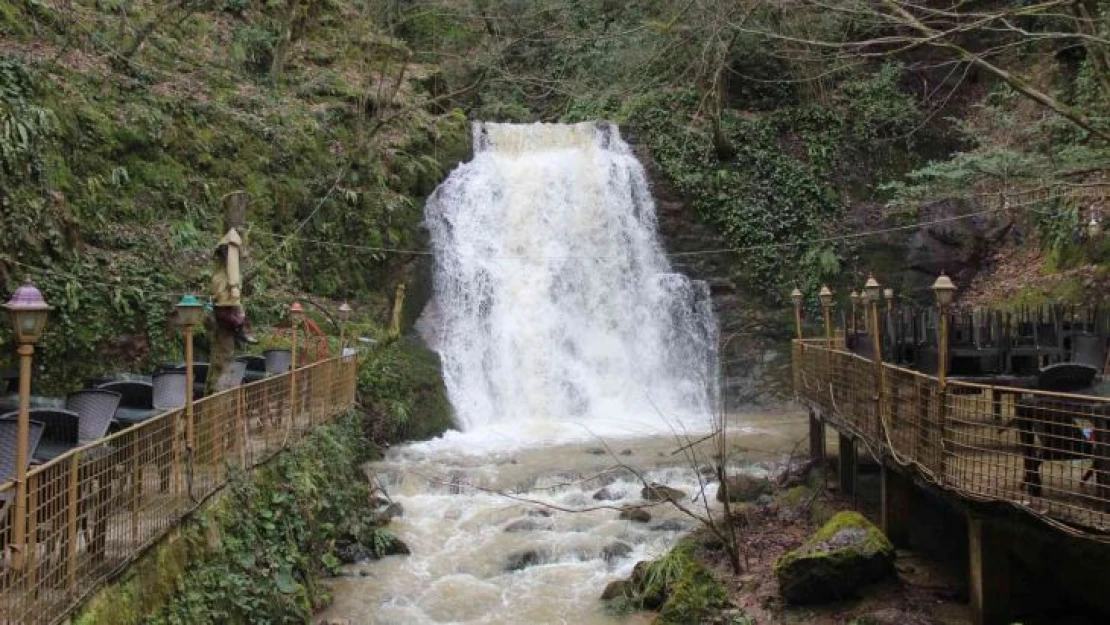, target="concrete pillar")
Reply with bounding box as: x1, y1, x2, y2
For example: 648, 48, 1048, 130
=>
881, 465, 912, 548
808, 409, 826, 462
968, 516, 1017, 625
838, 432, 856, 496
